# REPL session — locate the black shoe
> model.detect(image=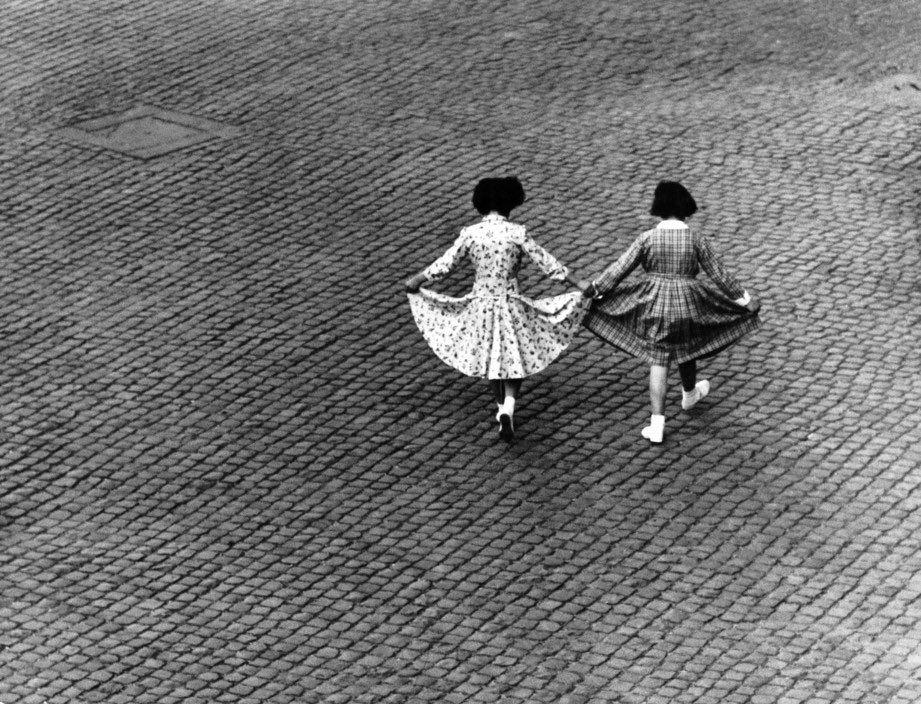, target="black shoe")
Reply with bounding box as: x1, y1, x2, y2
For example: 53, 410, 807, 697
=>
498, 413, 514, 442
